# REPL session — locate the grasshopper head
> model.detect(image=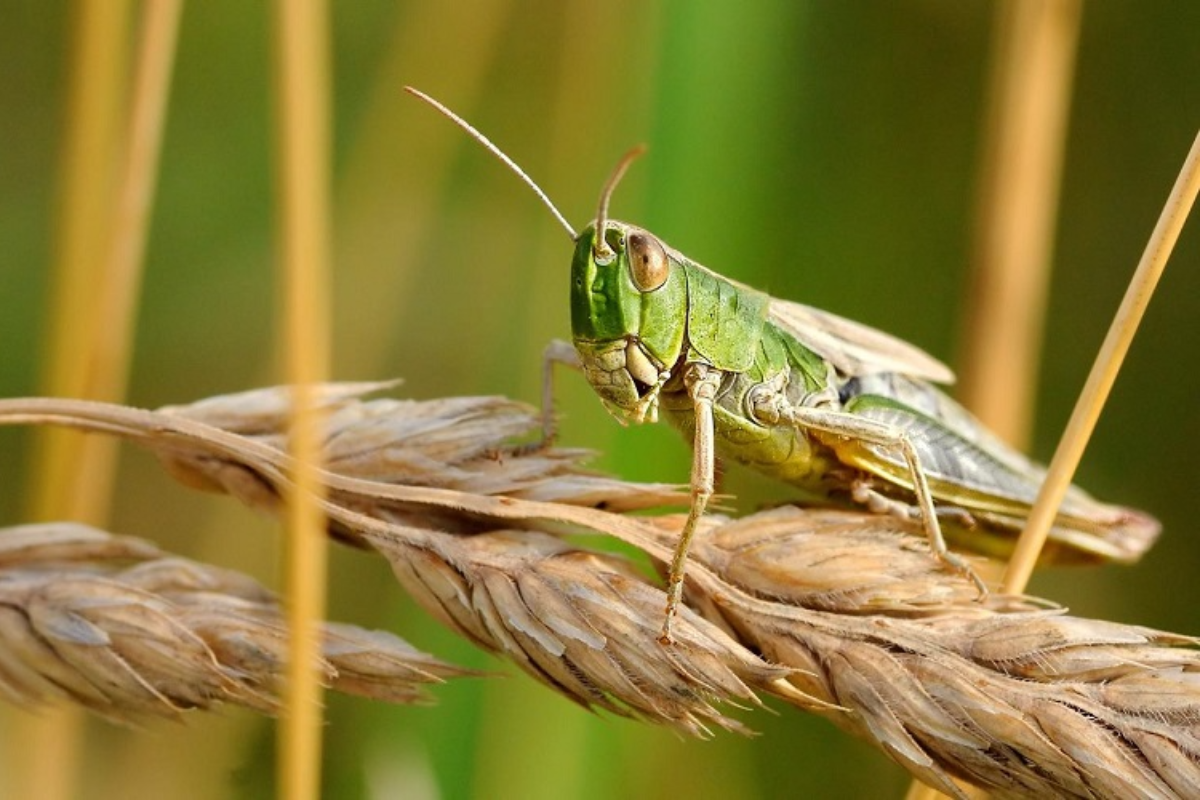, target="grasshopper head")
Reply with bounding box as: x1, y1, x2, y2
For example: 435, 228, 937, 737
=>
402, 91, 686, 421
570, 221, 687, 423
